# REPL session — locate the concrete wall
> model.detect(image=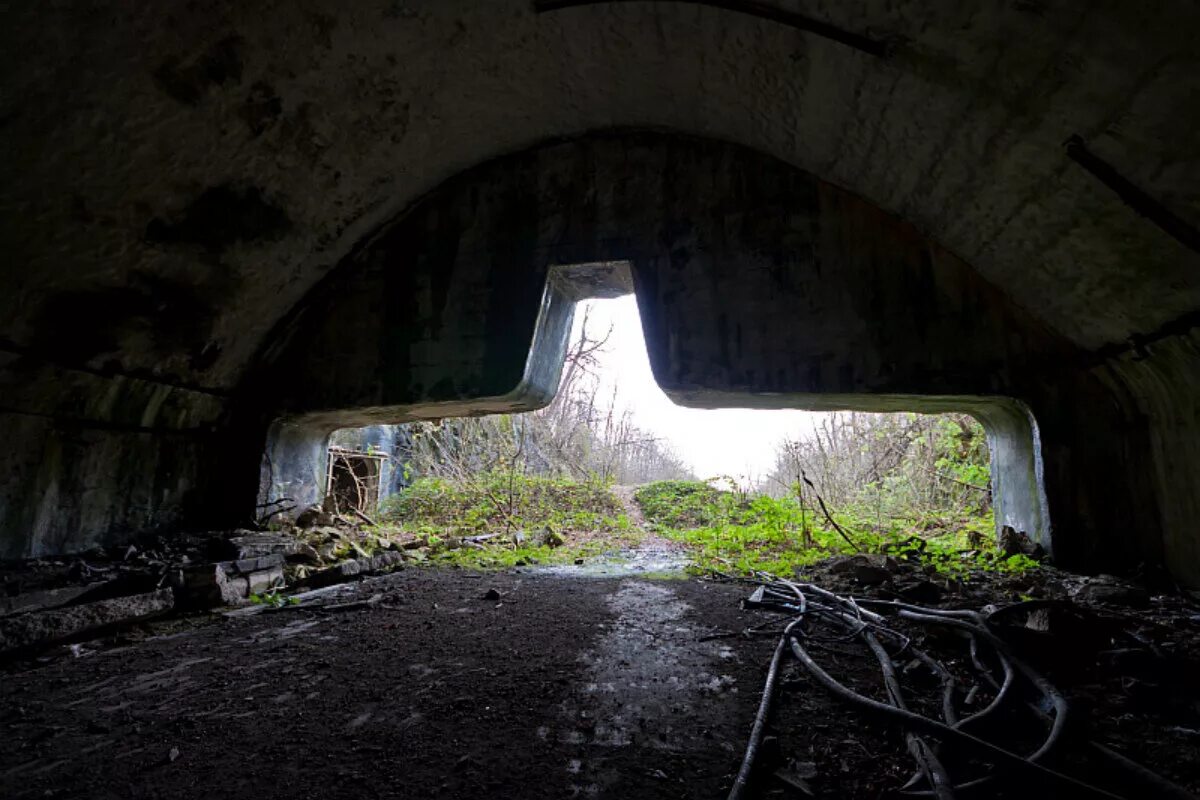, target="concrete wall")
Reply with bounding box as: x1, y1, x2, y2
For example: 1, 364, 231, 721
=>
231, 134, 1182, 580
2, 4, 1198, 580
1, 133, 1196, 587
261, 424, 415, 514
0, 358, 228, 559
